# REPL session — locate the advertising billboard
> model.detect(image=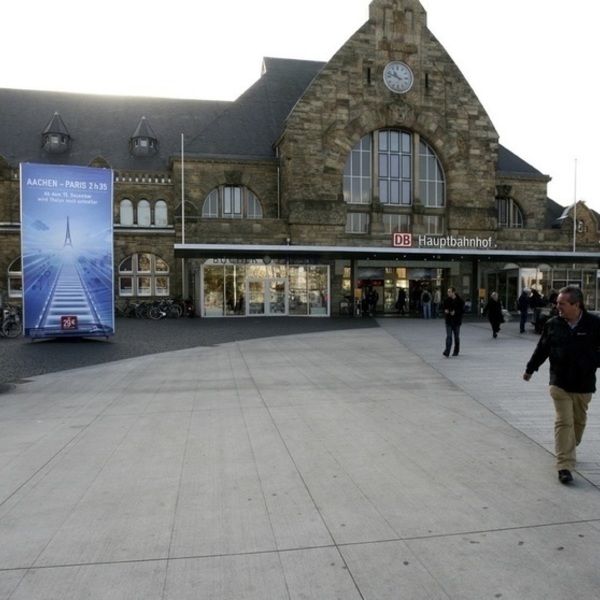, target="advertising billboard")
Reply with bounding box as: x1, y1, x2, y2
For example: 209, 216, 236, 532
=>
20, 163, 114, 339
